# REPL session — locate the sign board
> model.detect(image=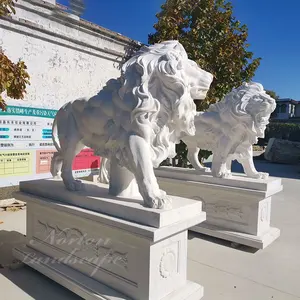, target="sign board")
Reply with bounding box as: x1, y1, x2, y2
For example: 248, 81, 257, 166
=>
0, 105, 101, 187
